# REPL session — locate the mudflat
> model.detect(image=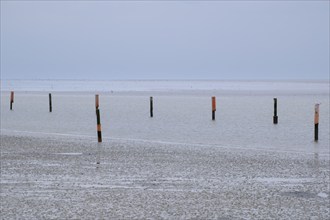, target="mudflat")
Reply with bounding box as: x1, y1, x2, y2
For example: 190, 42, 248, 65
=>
1, 133, 329, 219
